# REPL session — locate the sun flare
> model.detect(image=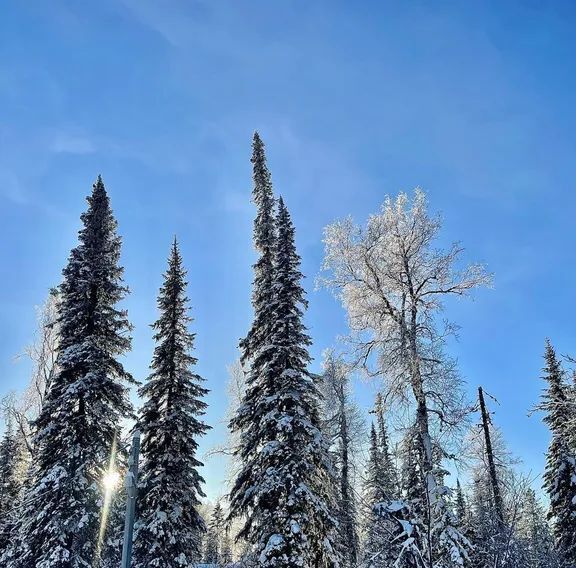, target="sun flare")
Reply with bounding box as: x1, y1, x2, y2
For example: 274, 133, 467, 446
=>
103, 470, 121, 492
